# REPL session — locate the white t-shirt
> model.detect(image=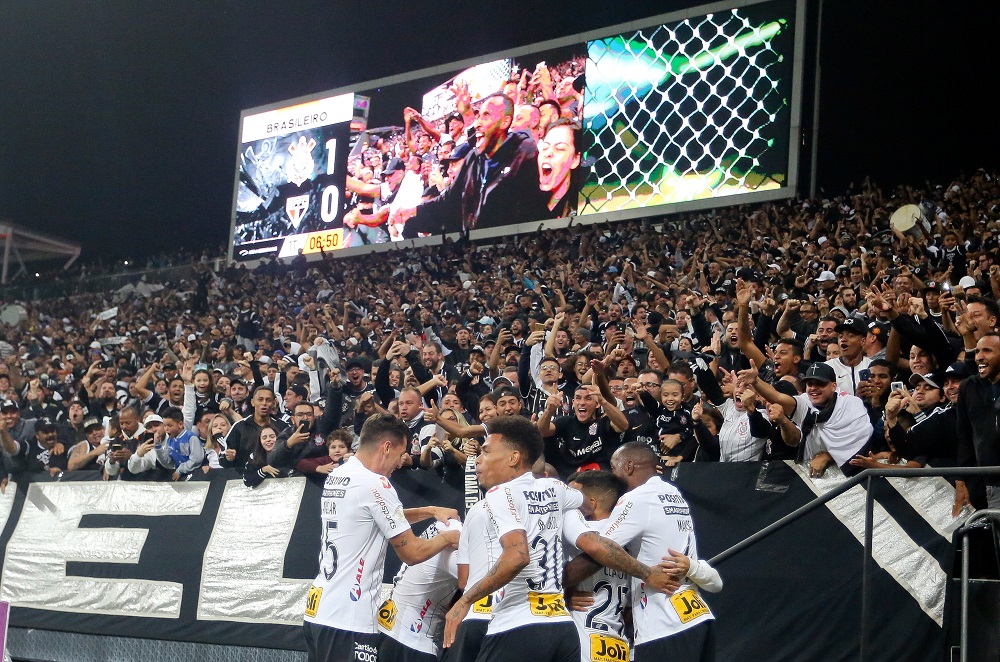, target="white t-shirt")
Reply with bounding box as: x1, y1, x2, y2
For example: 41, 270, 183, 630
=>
716, 400, 765, 462
482, 472, 584, 634
791, 392, 873, 467
601, 476, 714, 645
457, 499, 498, 622
304, 456, 411, 633
824, 356, 872, 396
379, 520, 460, 655
563, 512, 630, 662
